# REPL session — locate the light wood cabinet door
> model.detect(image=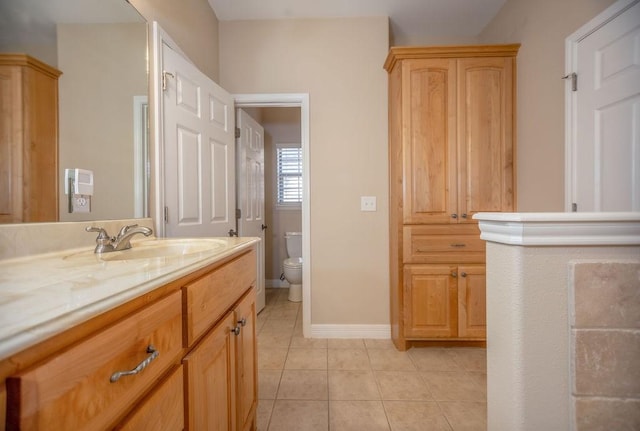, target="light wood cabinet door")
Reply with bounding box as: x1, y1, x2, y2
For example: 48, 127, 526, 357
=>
401, 58, 457, 225
235, 290, 257, 431
116, 365, 184, 431
457, 265, 486, 338
404, 265, 458, 338
0, 55, 60, 223
184, 311, 237, 431
457, 57, 515, 220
